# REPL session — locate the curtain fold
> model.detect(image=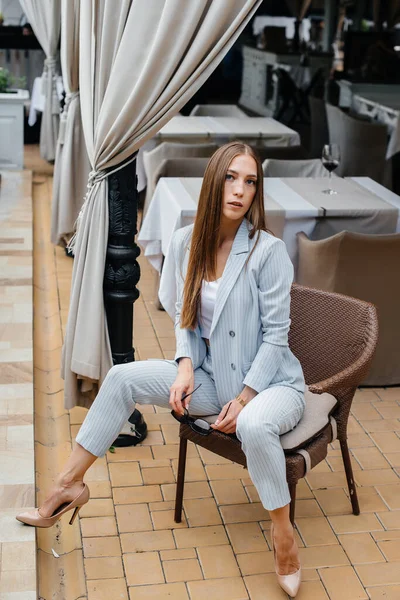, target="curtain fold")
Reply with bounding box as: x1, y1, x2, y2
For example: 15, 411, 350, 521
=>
62, 0, 262, 409
20, 0, 61, 161
51, 0, 90, 246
